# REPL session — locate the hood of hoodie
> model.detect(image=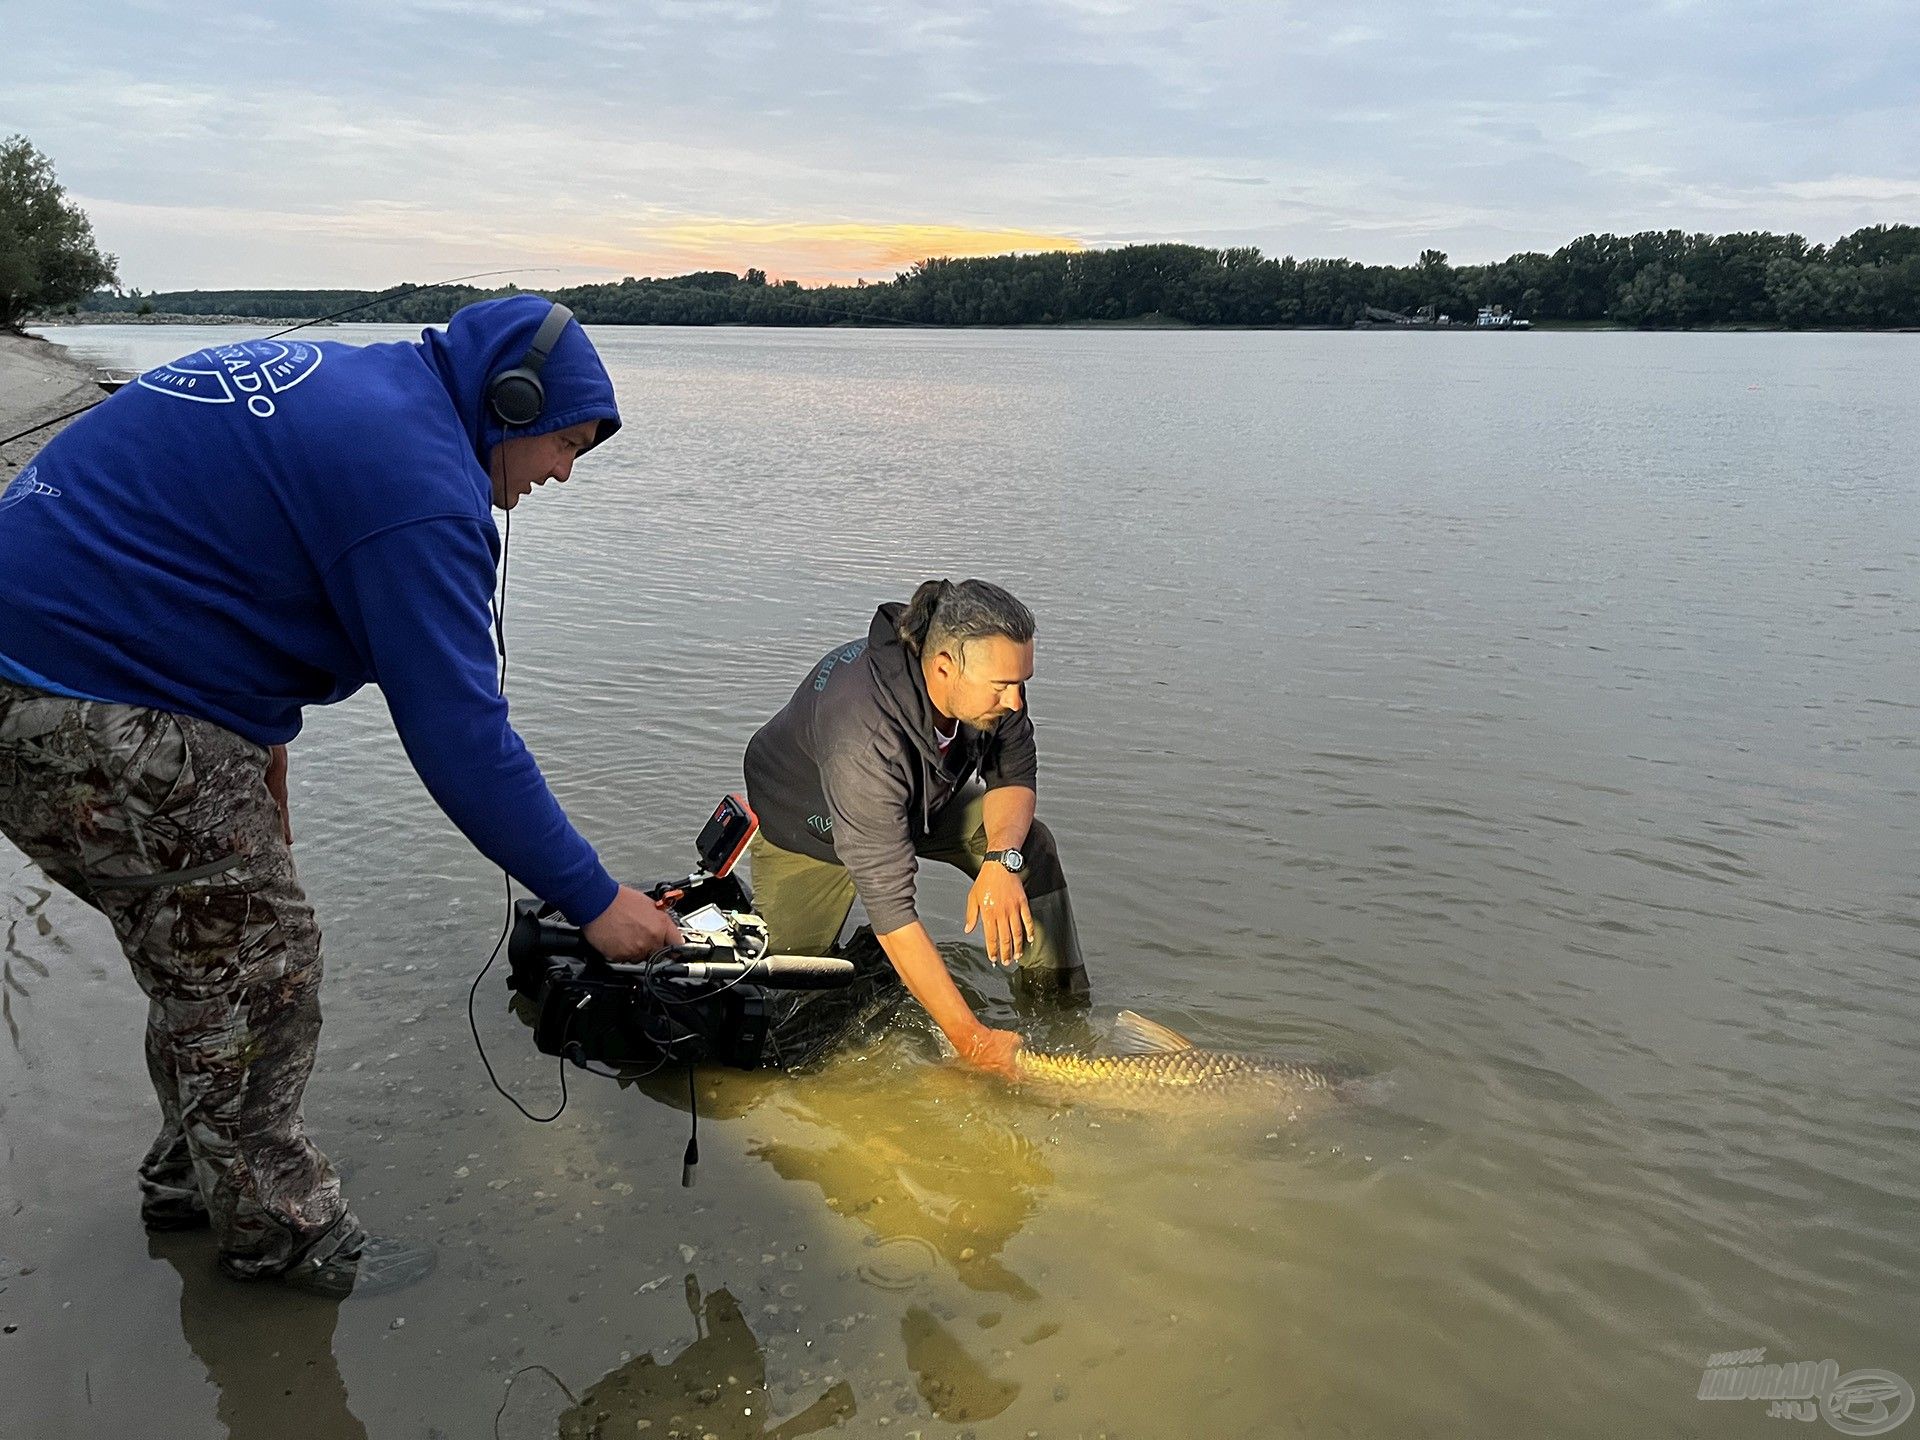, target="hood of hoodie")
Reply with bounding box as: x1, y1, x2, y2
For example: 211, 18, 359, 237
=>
867, 602, 959, 771
417, 295, 622, 466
